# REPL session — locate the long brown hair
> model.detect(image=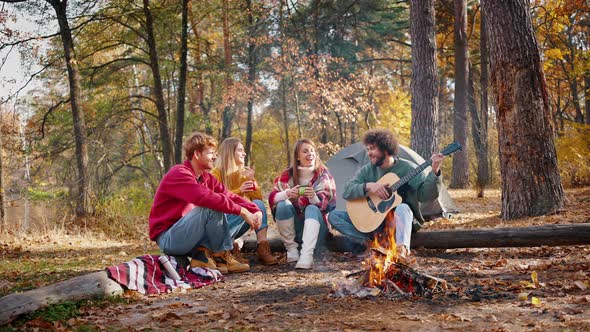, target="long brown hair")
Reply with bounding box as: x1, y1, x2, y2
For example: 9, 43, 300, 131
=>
291, 138, 326, 186
215, 137, 243, 184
